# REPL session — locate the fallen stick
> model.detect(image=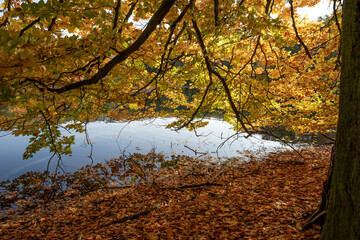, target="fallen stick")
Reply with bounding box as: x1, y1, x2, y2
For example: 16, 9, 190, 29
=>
162, 182, 223, 191
100, 202, 162, 228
